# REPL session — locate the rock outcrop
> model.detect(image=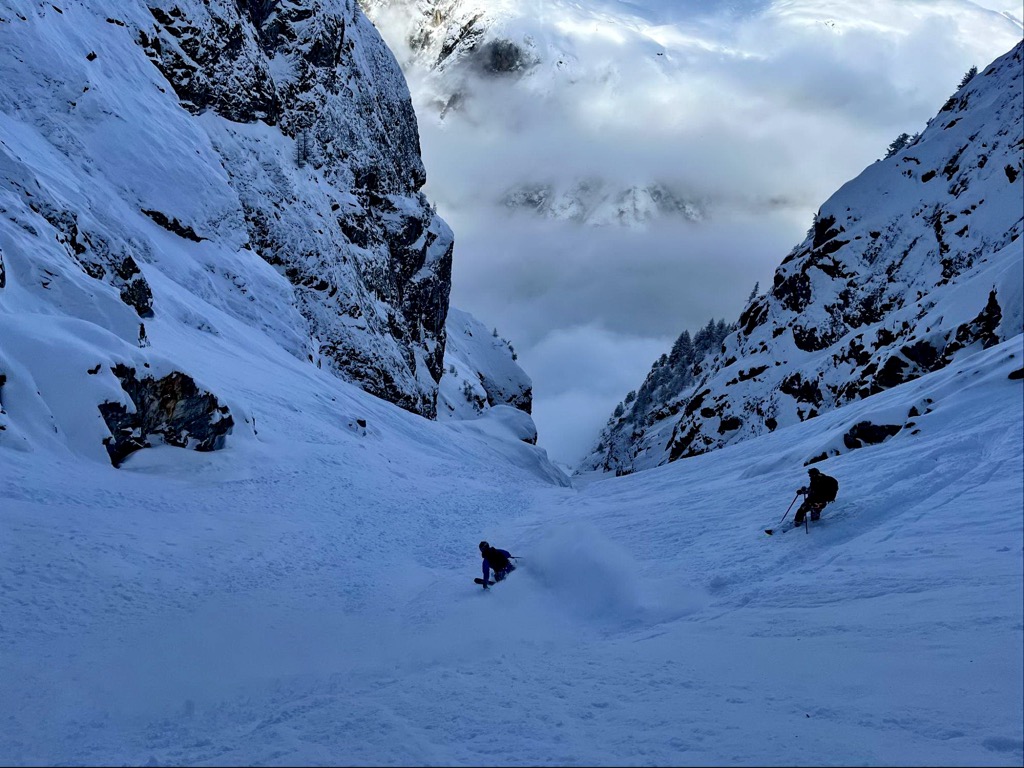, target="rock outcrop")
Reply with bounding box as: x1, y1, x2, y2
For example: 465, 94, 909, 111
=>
99, 364, 234, 466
